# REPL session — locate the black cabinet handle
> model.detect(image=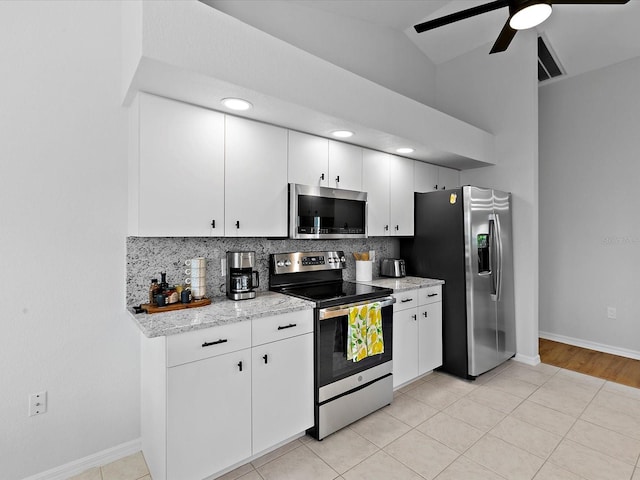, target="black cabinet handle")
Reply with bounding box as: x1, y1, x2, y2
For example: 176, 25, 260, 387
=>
395, 225, 399, 231
385, 225, 389, 231
401, 298, 413, 303
427, 293, 438, 297
202, 339, 227, 348
237, 361, 243, 372
277, 323, 297, 330
423, 311, 428, 317
263, 354, 268, 364
412, 314, 417, 321
235, 221, 240, 229
335, 175, 340, 183
211, 219, 216, 228
320, 173, 325, 180
434, 184, 438, 190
